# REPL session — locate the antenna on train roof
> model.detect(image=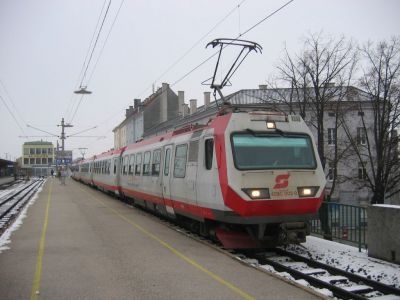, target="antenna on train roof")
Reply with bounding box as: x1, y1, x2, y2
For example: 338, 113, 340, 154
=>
202, 38, 262, 111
